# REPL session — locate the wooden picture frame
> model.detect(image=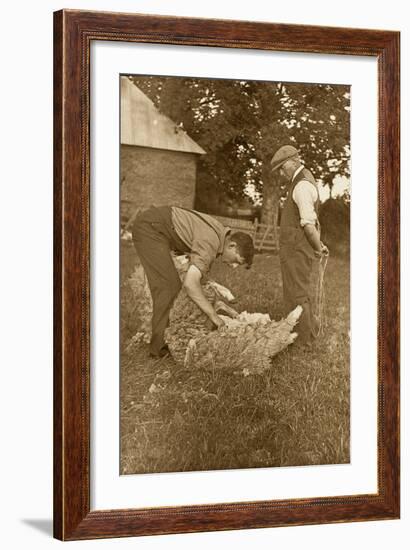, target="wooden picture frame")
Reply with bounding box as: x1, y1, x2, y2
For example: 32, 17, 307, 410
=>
53, 9, 400, 540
